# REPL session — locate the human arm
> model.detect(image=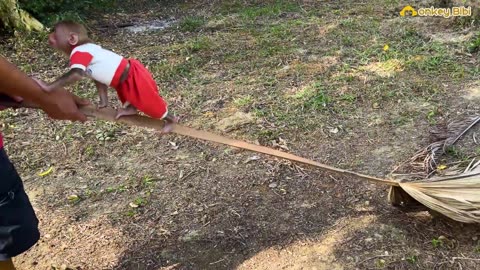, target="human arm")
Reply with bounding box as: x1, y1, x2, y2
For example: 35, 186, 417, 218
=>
0, 56, 89, 121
